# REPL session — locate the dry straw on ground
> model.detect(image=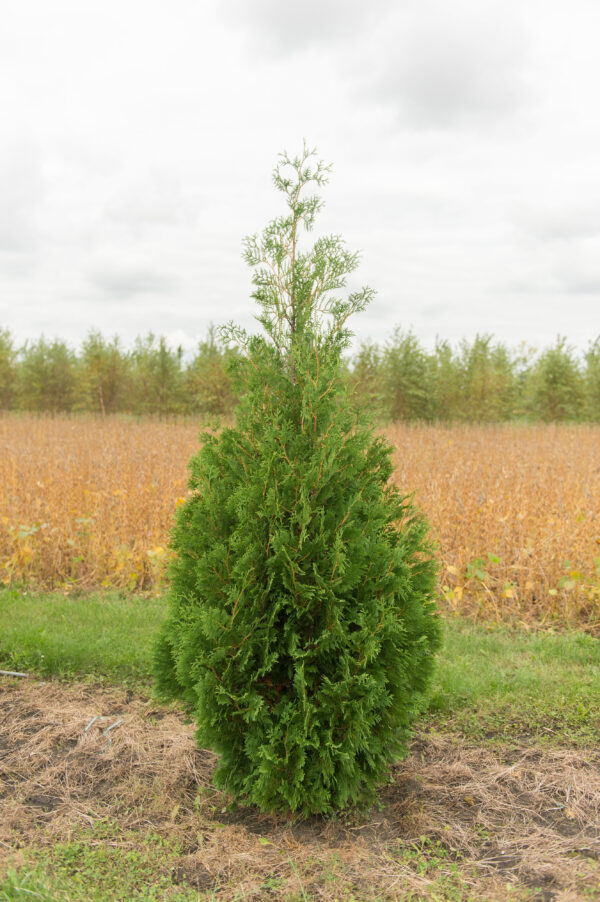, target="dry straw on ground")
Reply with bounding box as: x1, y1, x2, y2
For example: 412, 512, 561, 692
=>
1, 678, 599, 901
1, 414, 599, 629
